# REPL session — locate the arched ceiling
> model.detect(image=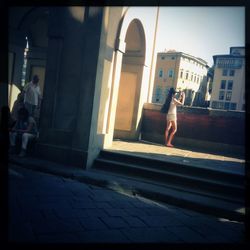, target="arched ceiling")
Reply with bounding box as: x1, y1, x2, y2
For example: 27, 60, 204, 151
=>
9, 7, 49, 48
